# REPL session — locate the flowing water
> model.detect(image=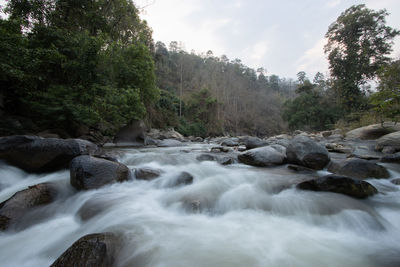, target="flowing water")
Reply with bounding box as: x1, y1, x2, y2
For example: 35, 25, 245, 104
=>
1, 143, 400, 267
